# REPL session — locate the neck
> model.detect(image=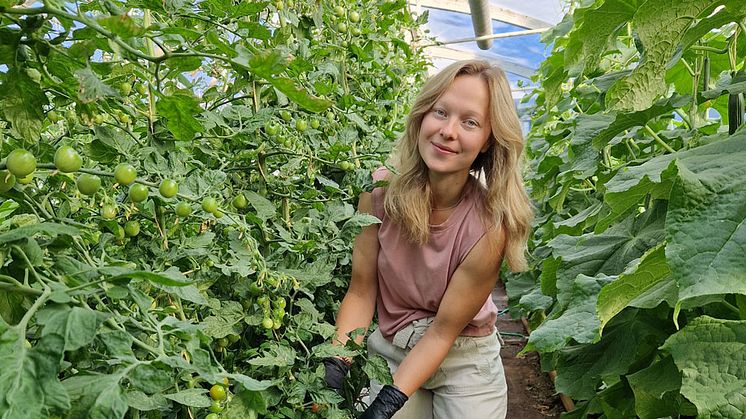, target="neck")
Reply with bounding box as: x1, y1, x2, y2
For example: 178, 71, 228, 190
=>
429, 172, 470, 210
